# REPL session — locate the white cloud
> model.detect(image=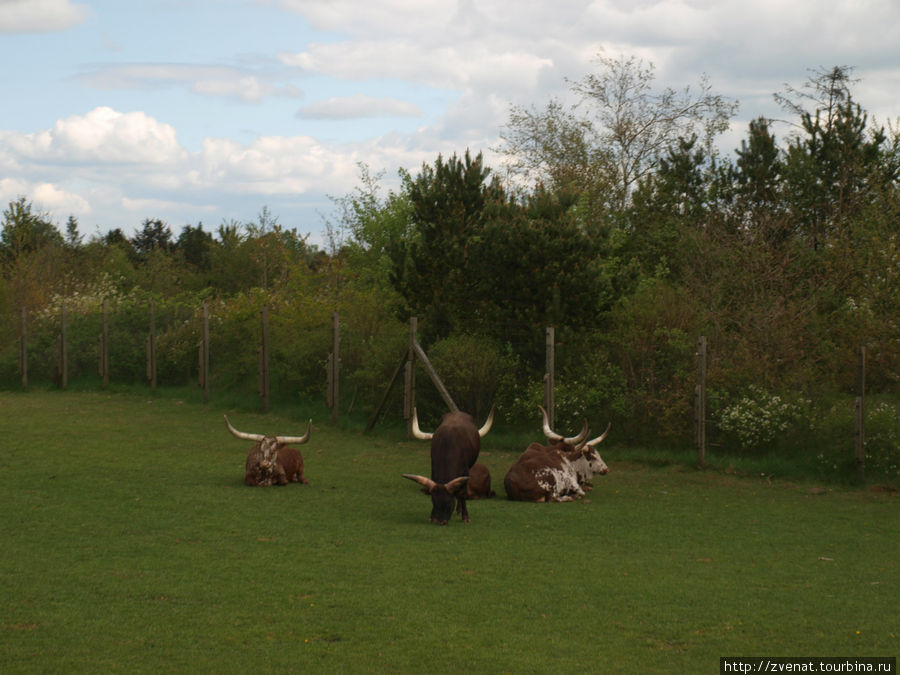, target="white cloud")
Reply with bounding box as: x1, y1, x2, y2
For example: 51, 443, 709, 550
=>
0, 0, 89, 33
10, 107, 187, 165
280, 38, 554, 94
297, 94, 422, 120
121, 196, 216, 217
0, 177, 91, 218
77, 64, 303, 103
268, 0, 456, 35
197, 135, 361, 195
